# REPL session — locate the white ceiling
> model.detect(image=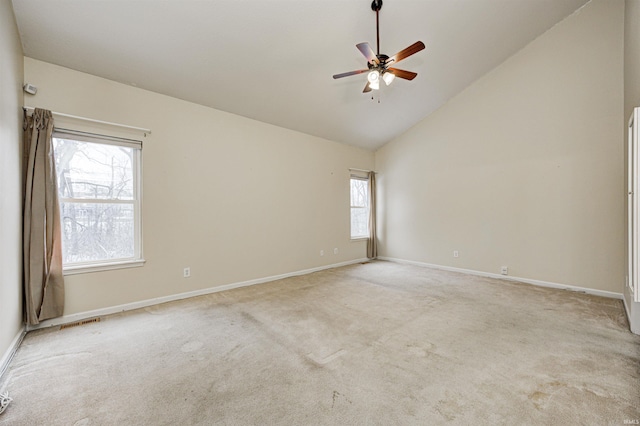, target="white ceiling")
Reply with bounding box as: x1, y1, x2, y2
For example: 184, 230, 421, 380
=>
11, 0, 589, 150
